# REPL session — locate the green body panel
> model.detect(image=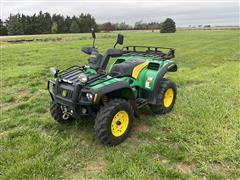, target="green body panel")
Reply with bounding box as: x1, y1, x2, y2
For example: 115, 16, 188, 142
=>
87, 76, 121, 89
86, 55, 175, 99
85, 67, 97, 74
134, 59, 173, 90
